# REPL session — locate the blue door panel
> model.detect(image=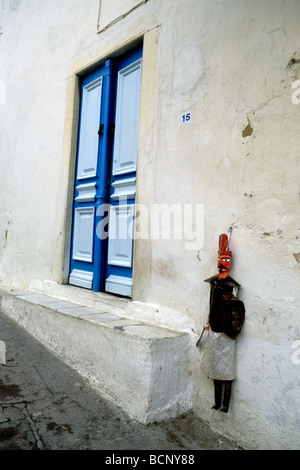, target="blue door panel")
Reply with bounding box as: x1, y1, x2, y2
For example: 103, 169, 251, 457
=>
69, 46, 143, 295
